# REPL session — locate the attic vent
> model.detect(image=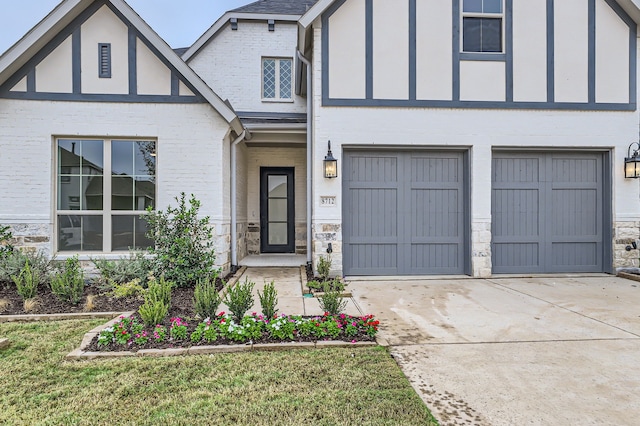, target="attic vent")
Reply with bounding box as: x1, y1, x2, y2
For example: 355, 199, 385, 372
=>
268, 19, 275, 32
98, 43, 111, 78
230, 18, 238, 30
